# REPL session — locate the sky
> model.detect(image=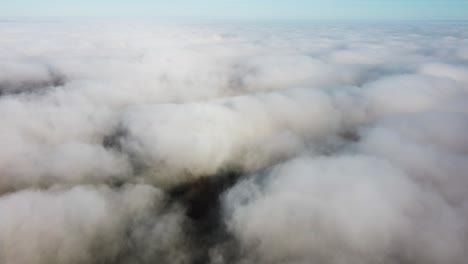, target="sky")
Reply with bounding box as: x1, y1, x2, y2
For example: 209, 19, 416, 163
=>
1, 0, 468, 20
